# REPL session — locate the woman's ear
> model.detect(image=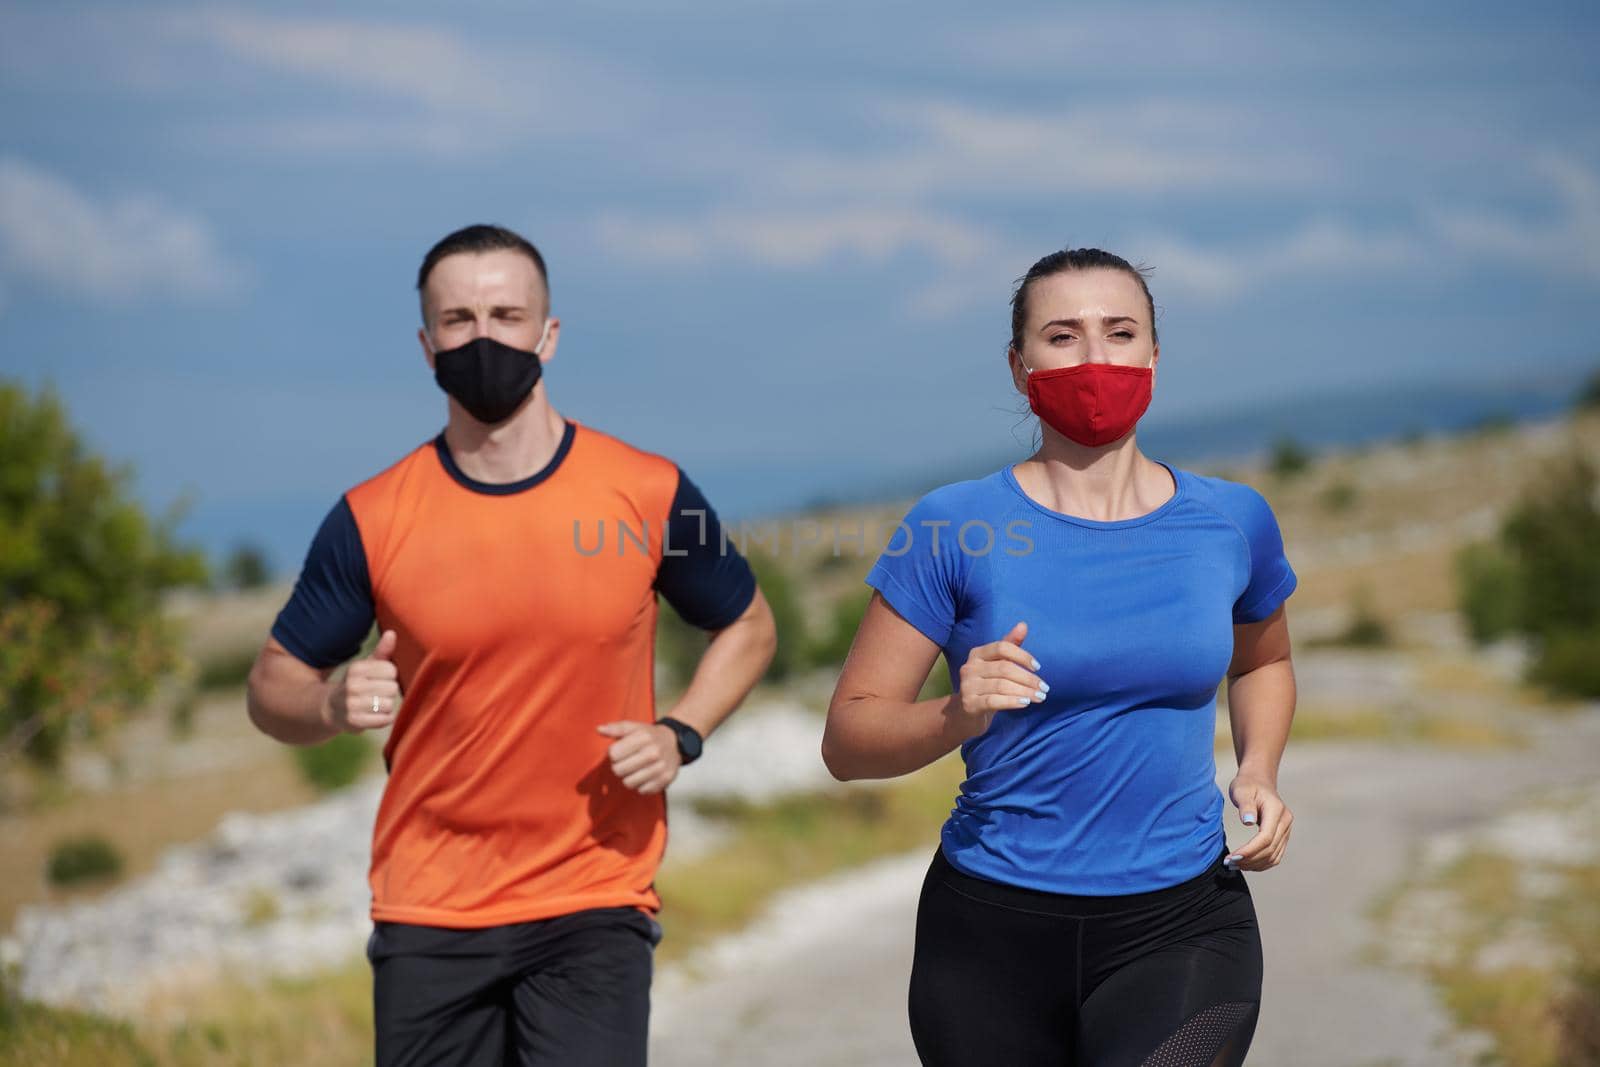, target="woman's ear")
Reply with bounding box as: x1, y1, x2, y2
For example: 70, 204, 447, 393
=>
1009, 344, 1030, 392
